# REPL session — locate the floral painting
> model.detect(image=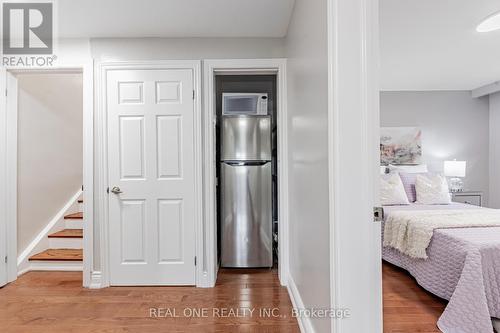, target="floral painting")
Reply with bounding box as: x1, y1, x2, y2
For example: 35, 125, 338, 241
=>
380, 127, 422, 165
